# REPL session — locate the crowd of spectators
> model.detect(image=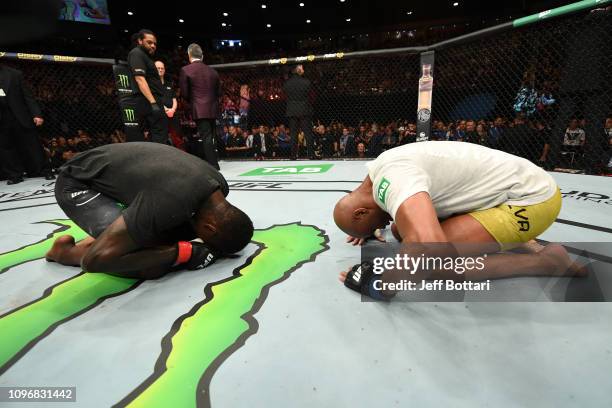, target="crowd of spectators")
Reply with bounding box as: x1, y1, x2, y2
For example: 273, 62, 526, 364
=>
40, 129, 125, 169
213, 115, 612, 174
3, 7, 608, 176
34, 110, 610, 177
